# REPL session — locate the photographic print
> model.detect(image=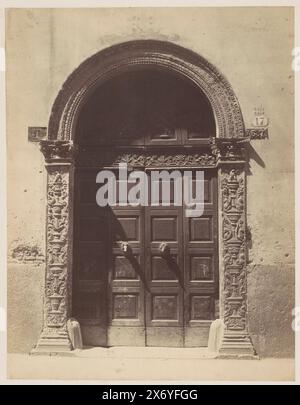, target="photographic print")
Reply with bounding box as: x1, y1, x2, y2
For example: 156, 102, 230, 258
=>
3, 2, 297, 384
